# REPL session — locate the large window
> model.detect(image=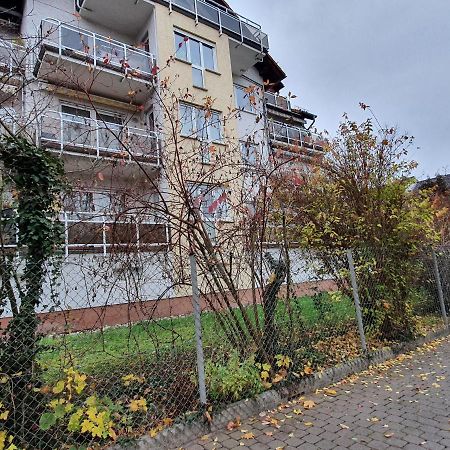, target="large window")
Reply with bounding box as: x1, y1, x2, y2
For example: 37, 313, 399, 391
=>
179, 103, 222, 143
190, 183, 229, 244
234, 84, 257, 113
241, 141, 259, 166
175, 31, 216, 88
191, 184, 229, 221
60, 104, 124, 152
